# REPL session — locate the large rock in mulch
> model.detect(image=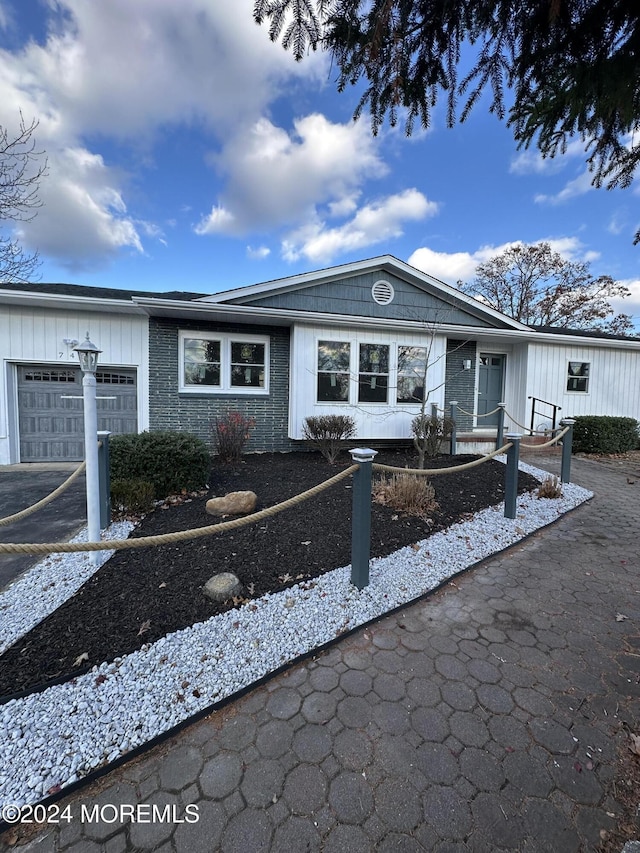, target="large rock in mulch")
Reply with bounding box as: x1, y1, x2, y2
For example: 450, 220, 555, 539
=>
203, 572, 243, 602
206, 491, 257, 516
